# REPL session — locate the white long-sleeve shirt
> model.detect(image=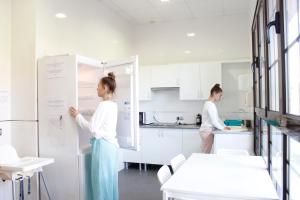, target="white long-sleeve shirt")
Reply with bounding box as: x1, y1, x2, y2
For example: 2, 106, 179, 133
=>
76, 100, 119, 147
199, 101, 225, 132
